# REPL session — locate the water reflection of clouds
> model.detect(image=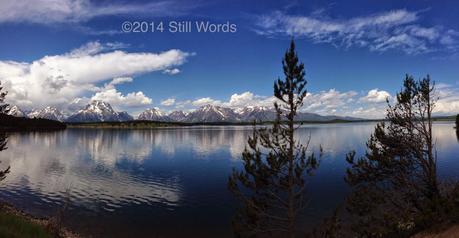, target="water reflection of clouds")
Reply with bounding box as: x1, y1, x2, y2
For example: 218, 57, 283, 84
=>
1, 131, 182, 210
1, 122, 457, 212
